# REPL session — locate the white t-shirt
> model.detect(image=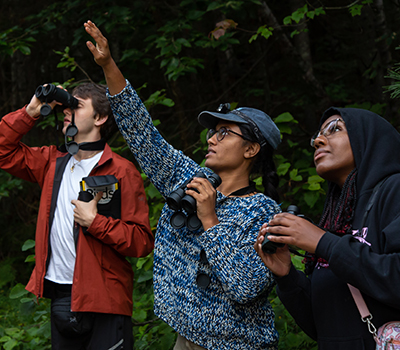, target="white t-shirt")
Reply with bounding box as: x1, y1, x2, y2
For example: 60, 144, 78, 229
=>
45, 152, 103, 284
